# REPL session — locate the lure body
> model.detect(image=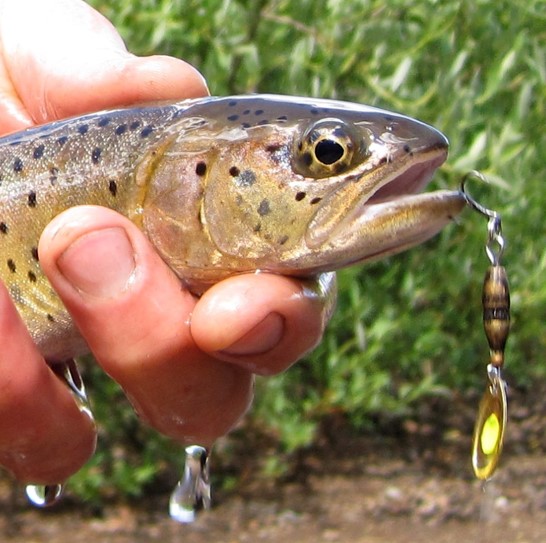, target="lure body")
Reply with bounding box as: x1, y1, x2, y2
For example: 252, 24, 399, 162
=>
472, 264, 511, 479
0, 94, 464, 359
